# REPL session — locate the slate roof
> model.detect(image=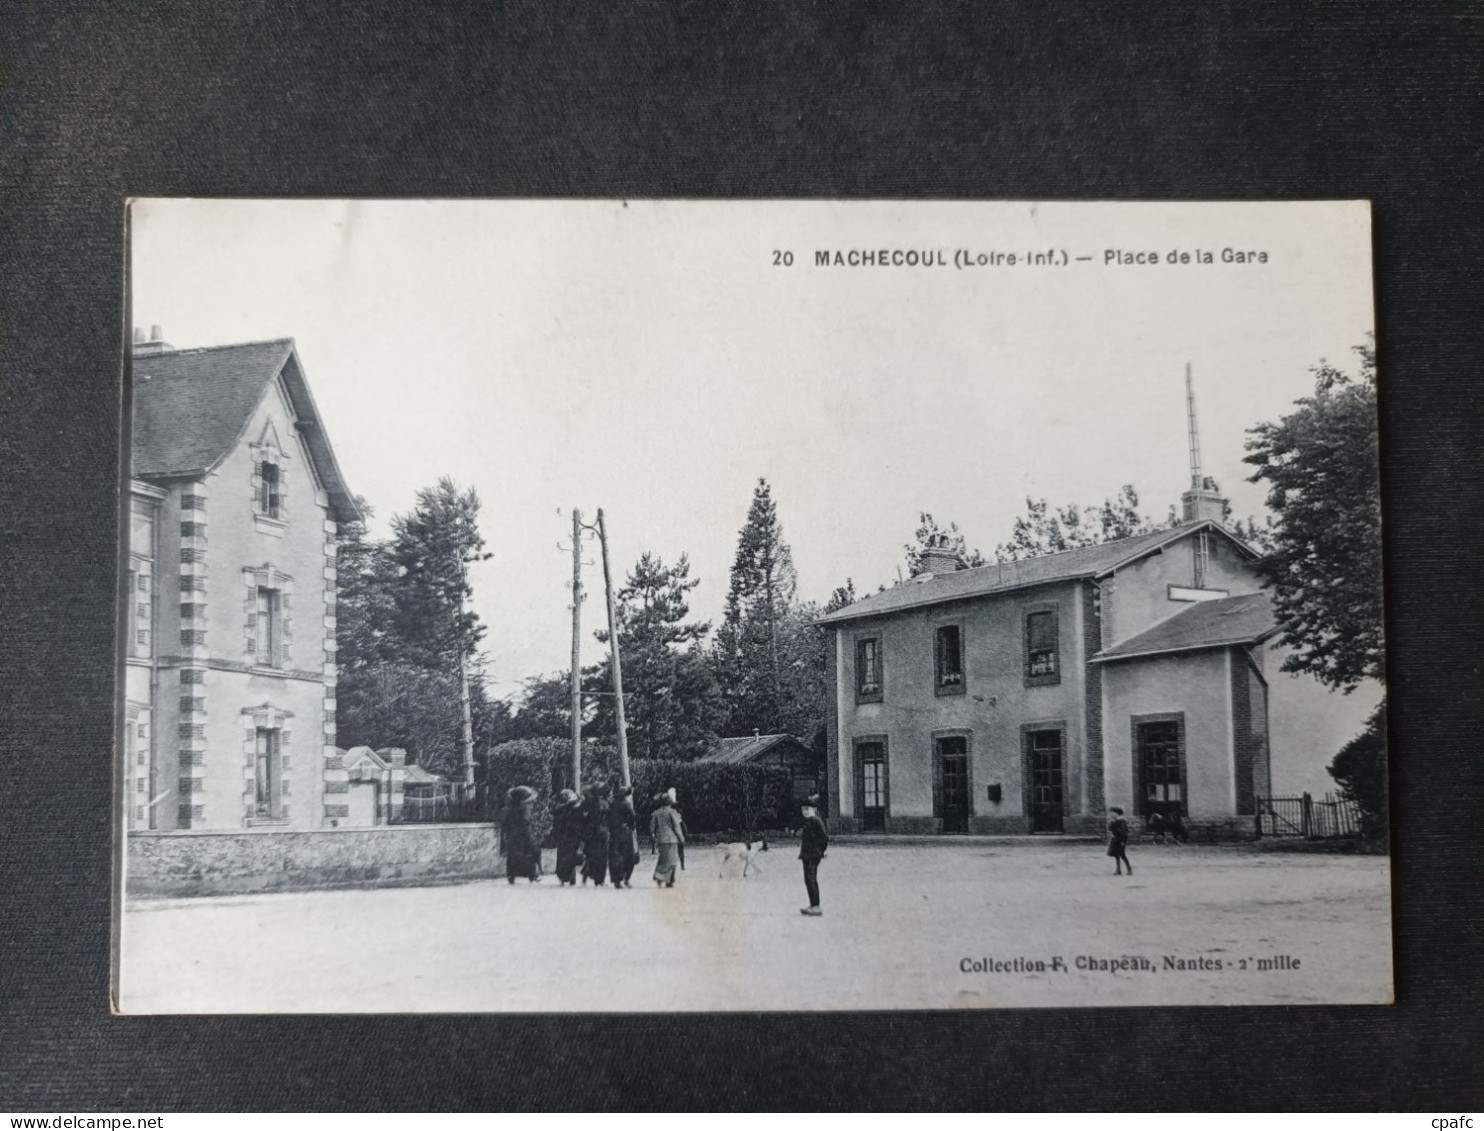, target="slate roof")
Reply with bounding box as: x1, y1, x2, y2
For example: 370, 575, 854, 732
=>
815, 521, 1255, 625
132, 339, 361, 523
700, 734, 812, 766
1092, 591, 1277, 662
